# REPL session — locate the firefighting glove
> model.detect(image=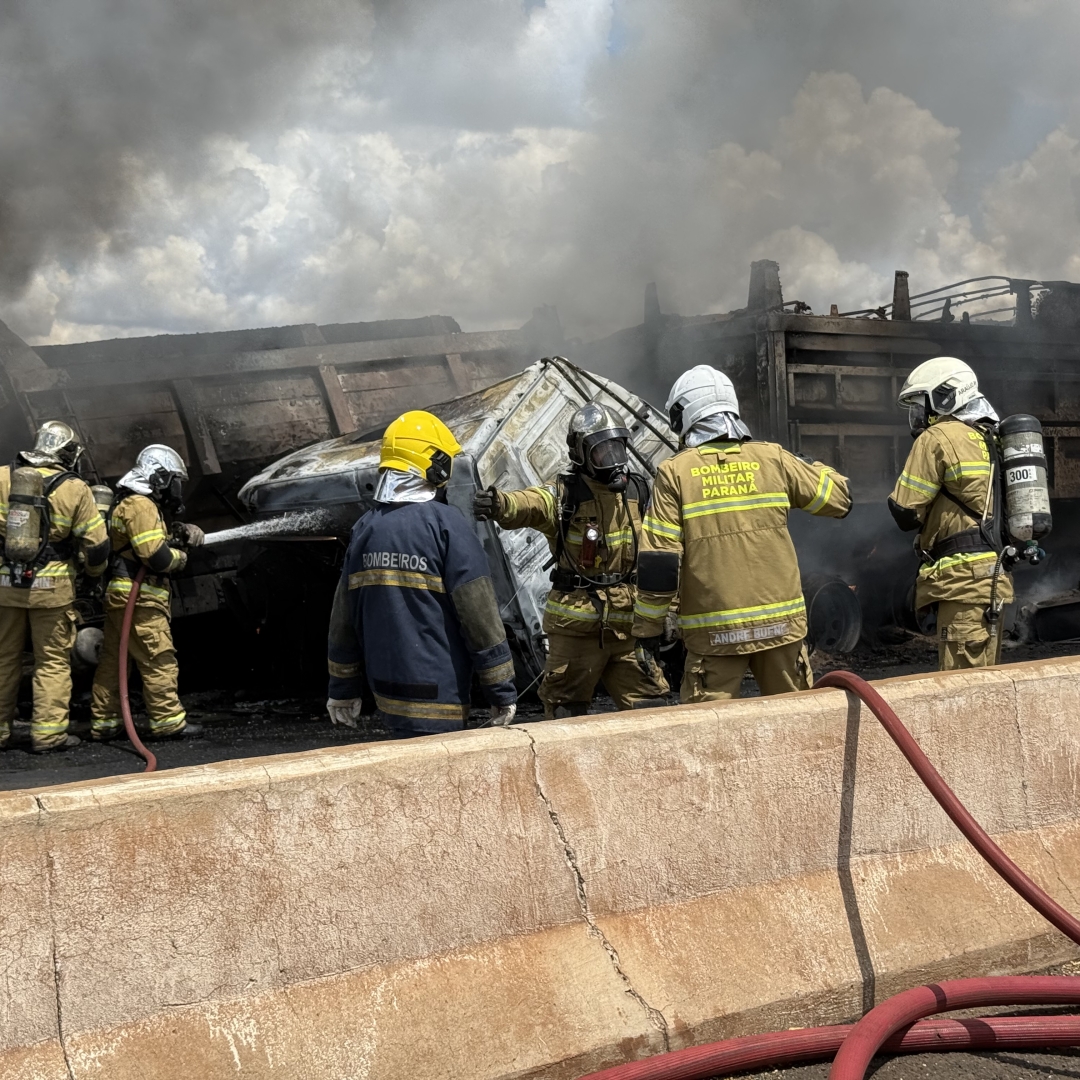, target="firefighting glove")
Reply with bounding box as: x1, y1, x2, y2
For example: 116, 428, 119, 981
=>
636, 634, 666, 659
473, 487, 503, 521
174, 523, 205, 548
326, 698, 364, 728
488, 703, 517, 726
